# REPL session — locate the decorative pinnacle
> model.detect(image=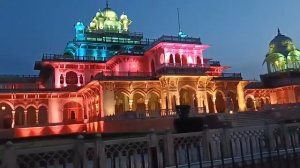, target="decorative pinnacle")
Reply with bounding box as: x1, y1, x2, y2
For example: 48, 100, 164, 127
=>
106, 0, 109, 8
277, 28, 281, 35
